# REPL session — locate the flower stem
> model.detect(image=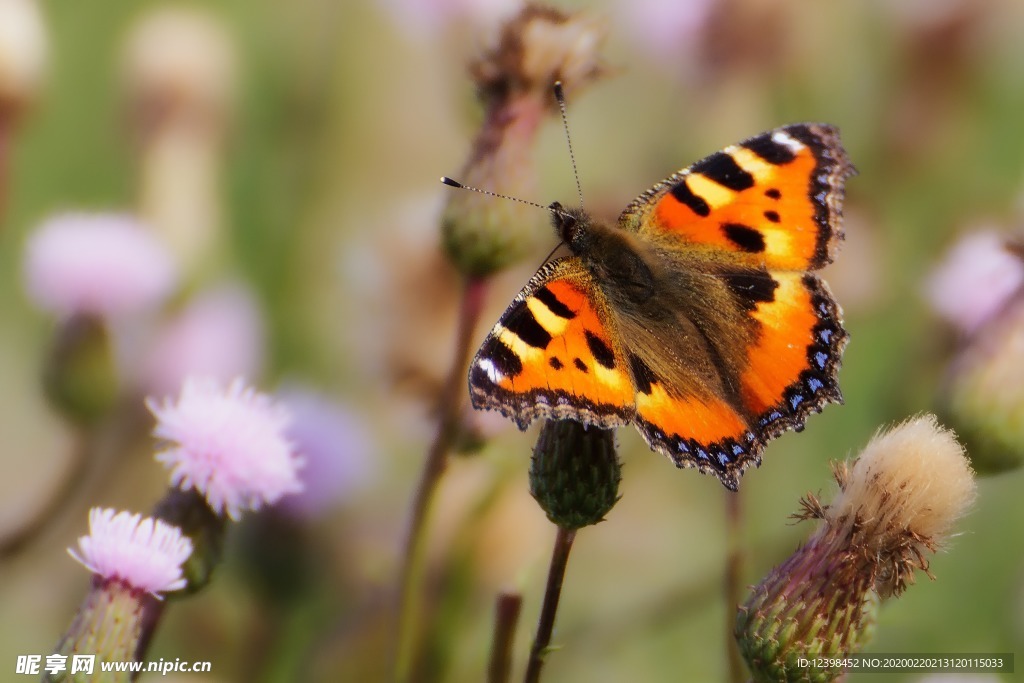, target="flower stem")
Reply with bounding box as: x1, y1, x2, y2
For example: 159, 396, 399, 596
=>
395, 275, 488, 683
489, 592, 523, 683
0, 427, 92, 557
0, 112, 10, 229
525, 526, 576, 683
725, 491, 745, 683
